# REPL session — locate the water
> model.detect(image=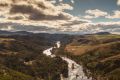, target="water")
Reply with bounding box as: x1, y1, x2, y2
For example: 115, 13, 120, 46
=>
43, 41, 92, 80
